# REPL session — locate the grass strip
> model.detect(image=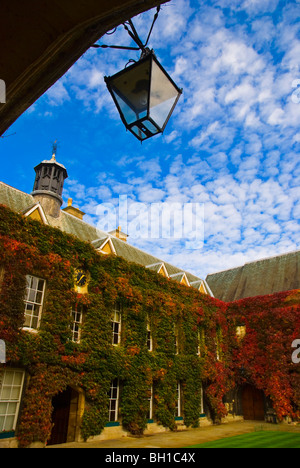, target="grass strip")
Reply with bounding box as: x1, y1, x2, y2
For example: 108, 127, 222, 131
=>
187, 431, 300, 448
